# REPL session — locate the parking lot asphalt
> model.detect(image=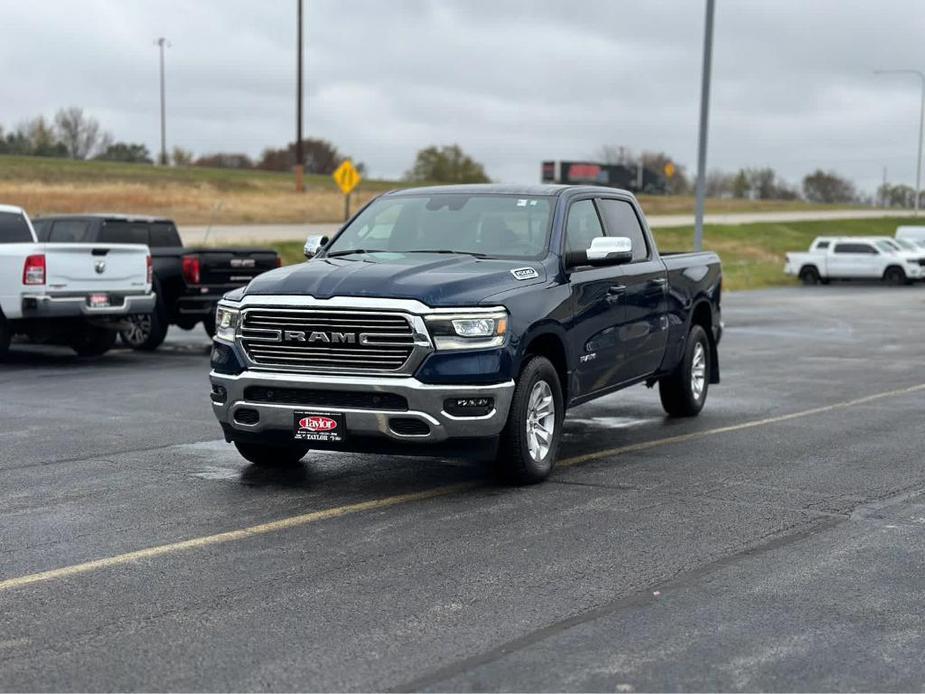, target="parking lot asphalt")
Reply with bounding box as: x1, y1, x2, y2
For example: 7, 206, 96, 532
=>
1, 284, 925, 691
